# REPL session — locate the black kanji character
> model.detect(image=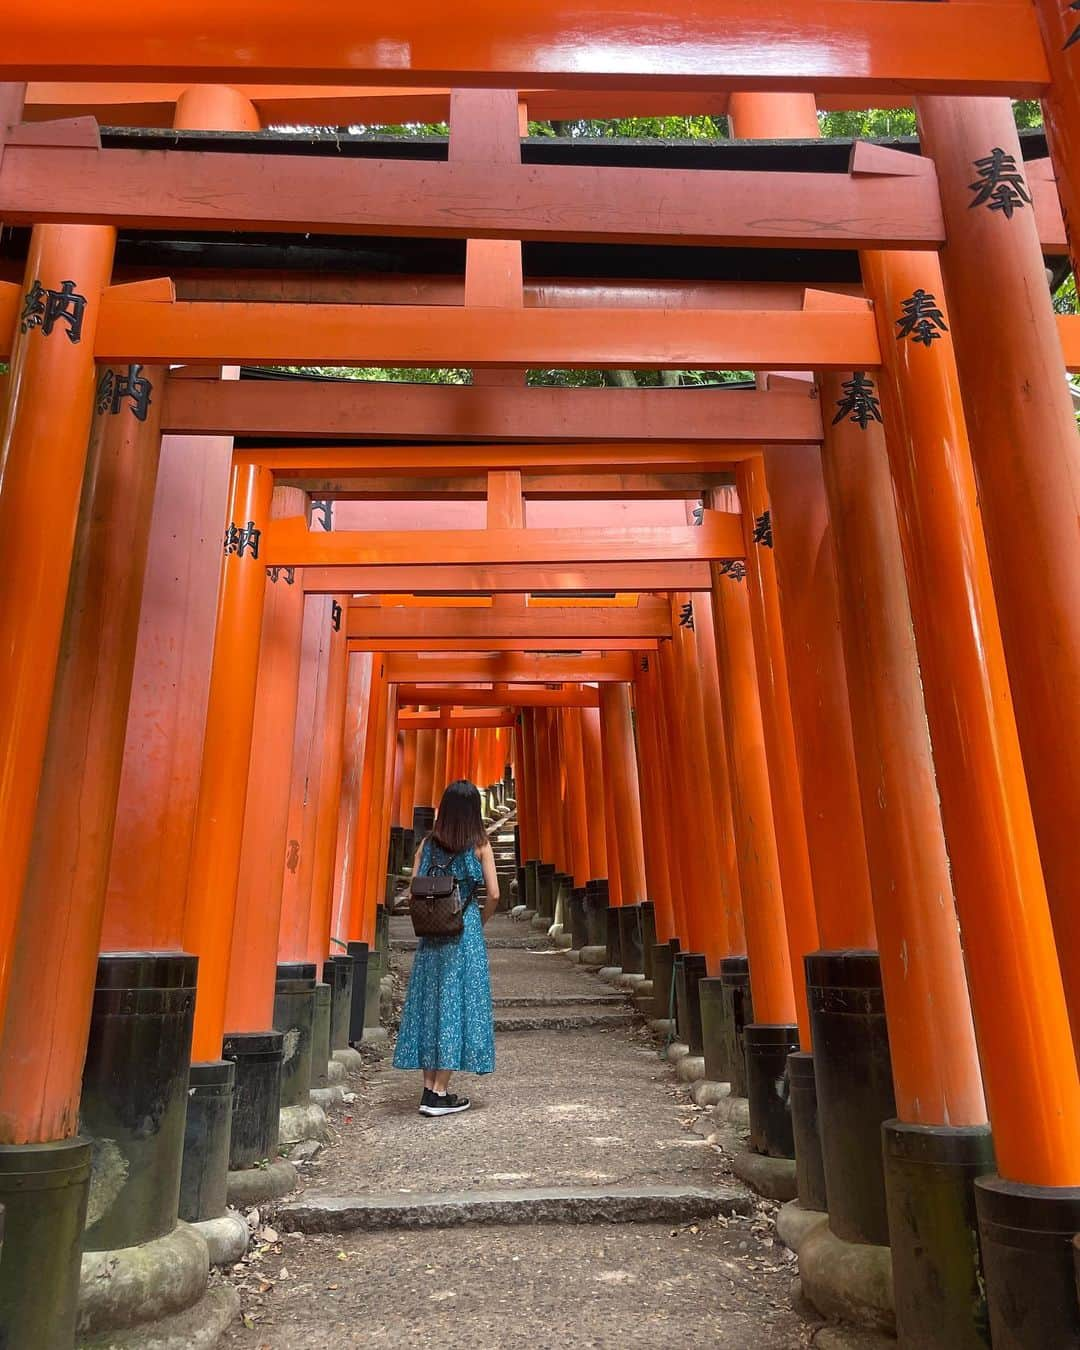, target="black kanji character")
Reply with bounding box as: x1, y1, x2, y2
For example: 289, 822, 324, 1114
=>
19, 278, 87, 343
752, 510, 774, 548
691, 503, 704, 526
1066, 0, 1080, 49
312, 500, 333, 531
895, 289, 949, 348
96, 364, 153, 420
224, 520, 261, 559
968, 148, 1032, 219
331, 600, 343, 631
832, 372, 883, 430
266, 566, 295, 585
717, 559, 747, 583
678, 601, 694, 630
